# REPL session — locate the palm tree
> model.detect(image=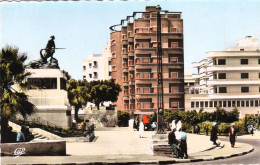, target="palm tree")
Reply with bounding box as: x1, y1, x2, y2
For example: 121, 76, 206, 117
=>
67, 79, 91, 123
0, 45, 37, 142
